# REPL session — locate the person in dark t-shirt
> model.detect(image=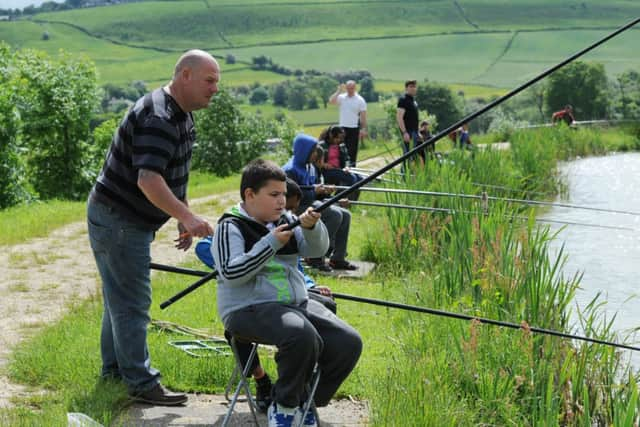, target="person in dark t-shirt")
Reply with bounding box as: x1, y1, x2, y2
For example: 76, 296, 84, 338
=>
396, 80, 421, 165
